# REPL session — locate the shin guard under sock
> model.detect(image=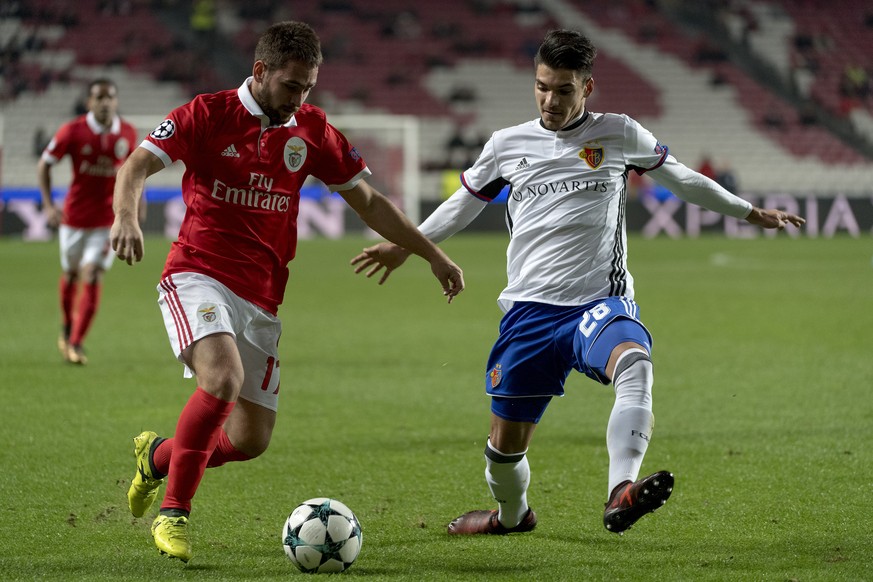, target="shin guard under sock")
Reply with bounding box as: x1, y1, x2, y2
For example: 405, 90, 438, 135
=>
484, 439, 530, 528
607, 350, 654, 495
70, 282, 100, 346
161, 388, 235, 513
